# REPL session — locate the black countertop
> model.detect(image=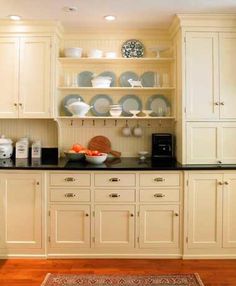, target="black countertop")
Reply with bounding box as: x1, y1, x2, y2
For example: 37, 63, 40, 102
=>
1, 156, 236, 171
